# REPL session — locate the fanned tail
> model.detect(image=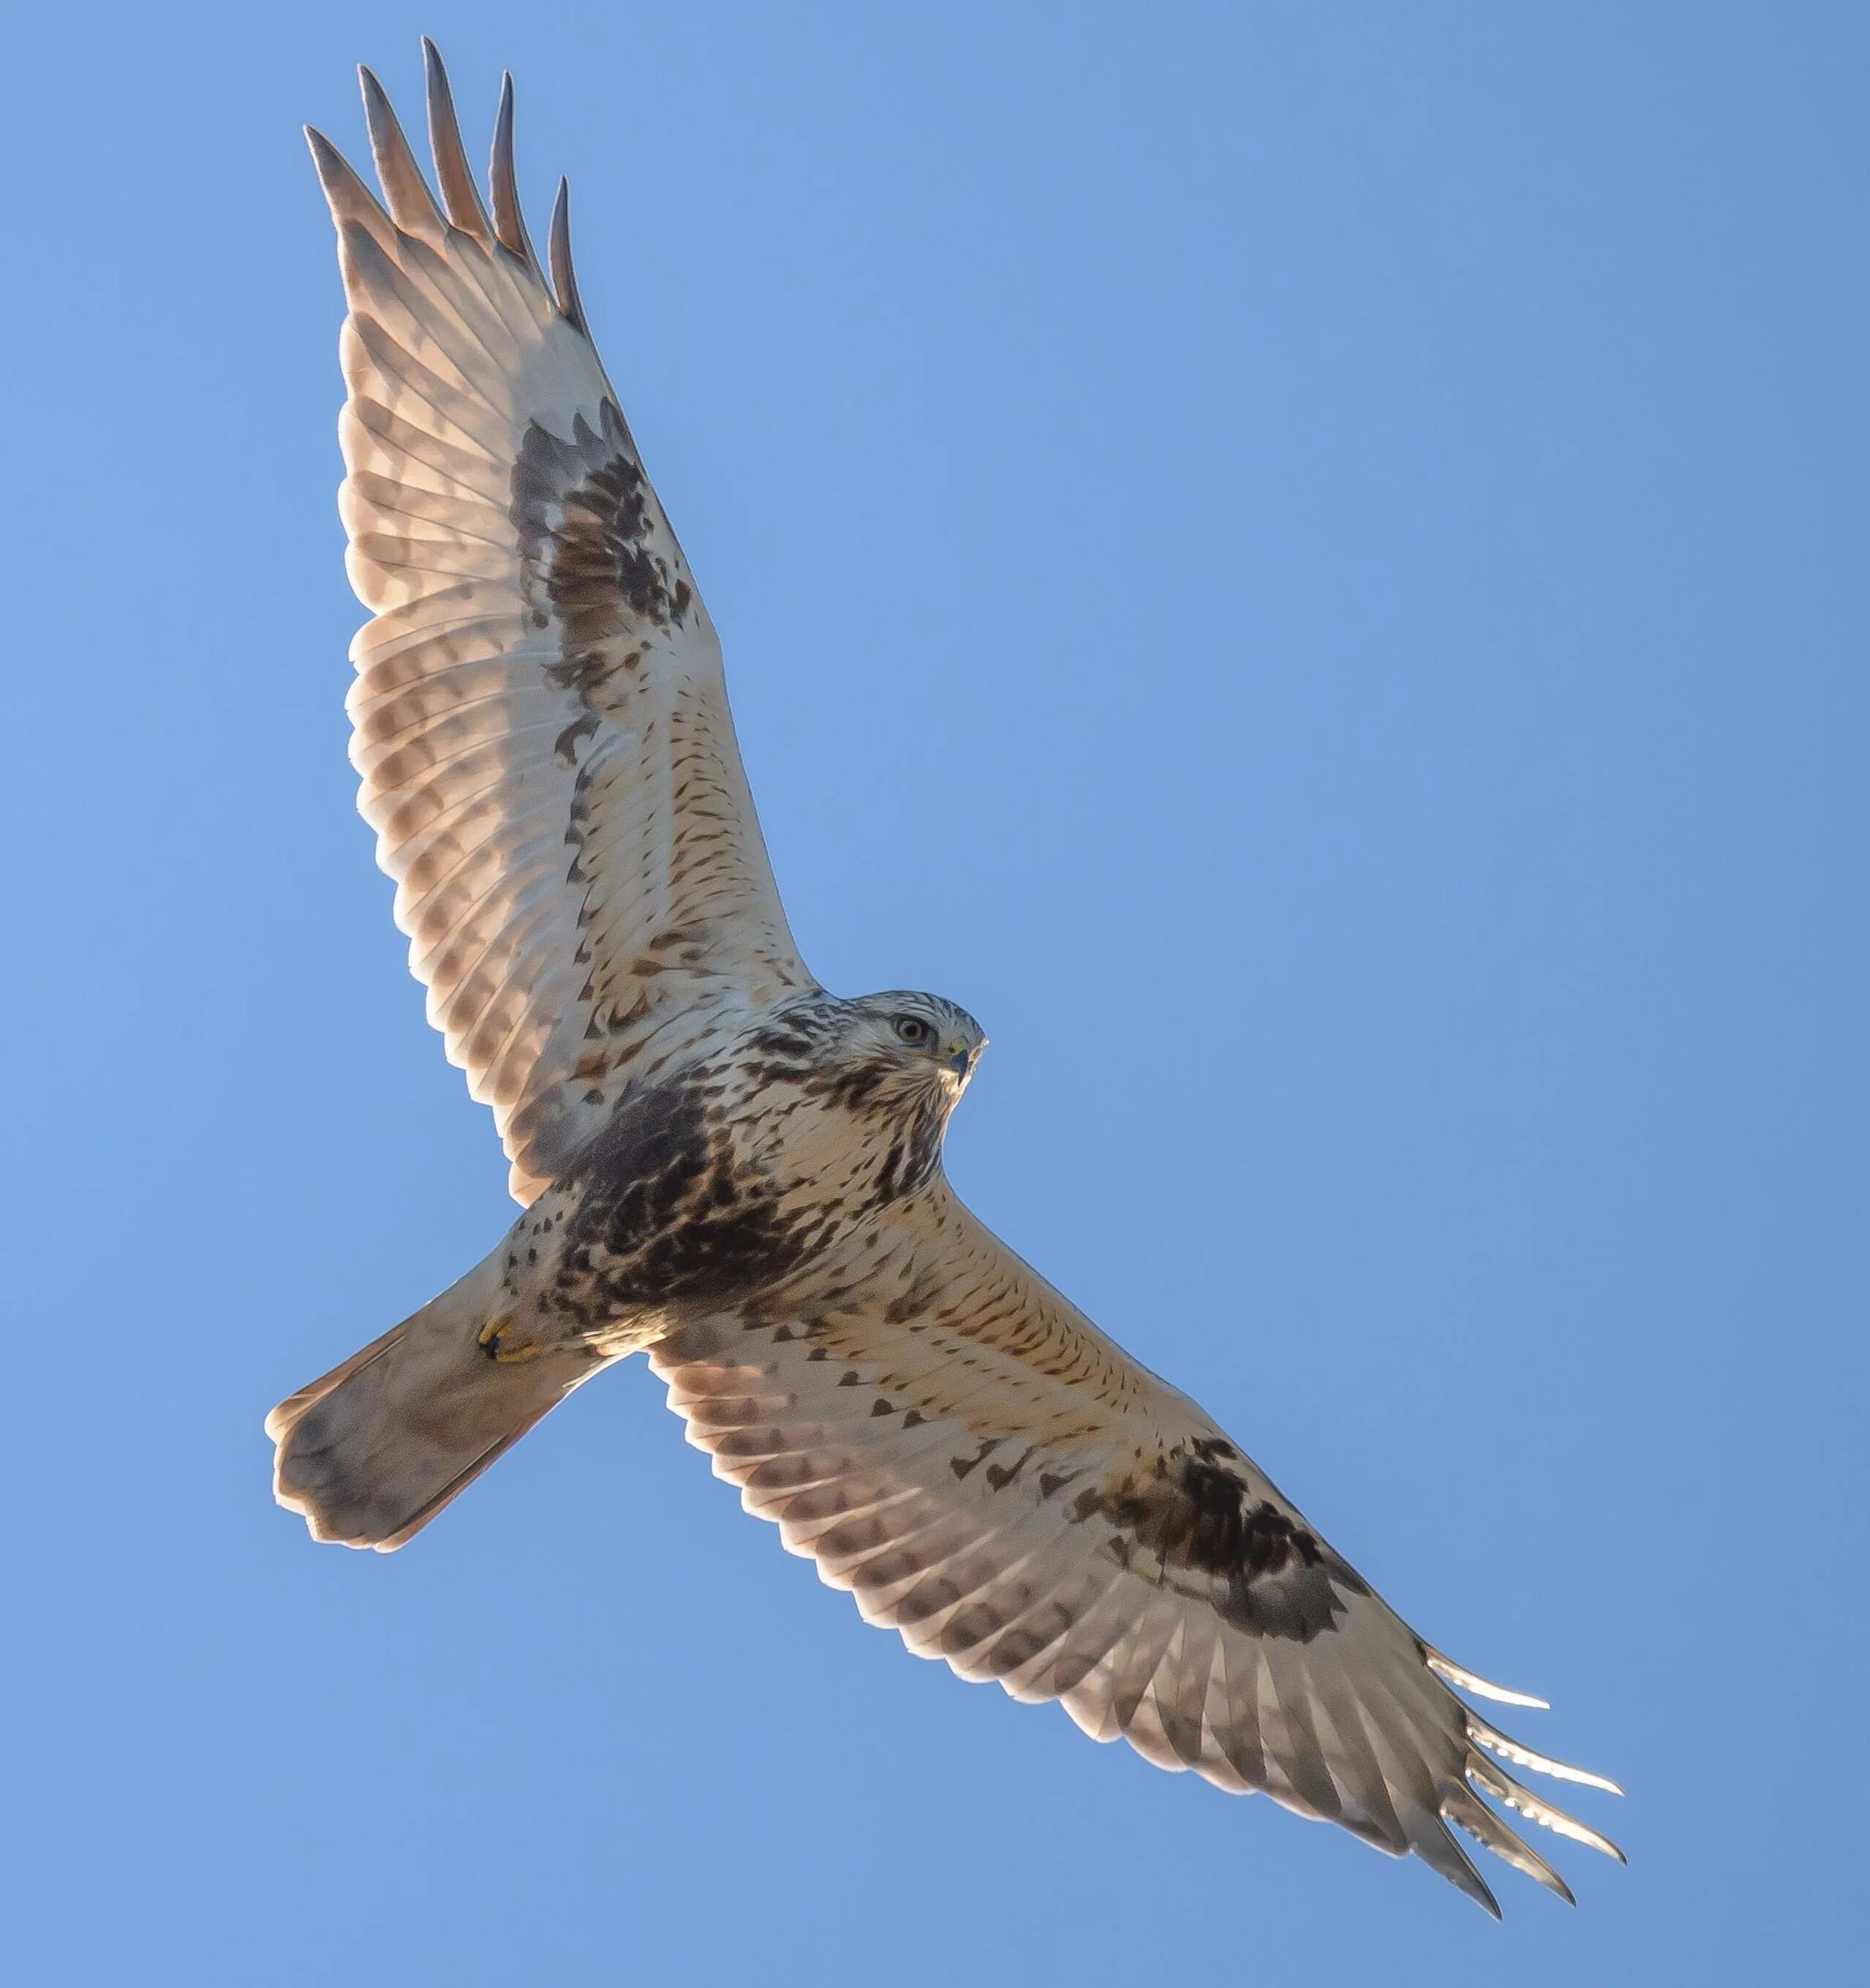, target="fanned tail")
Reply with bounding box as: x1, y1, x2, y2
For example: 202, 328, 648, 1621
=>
267, 1246, 603, 1549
